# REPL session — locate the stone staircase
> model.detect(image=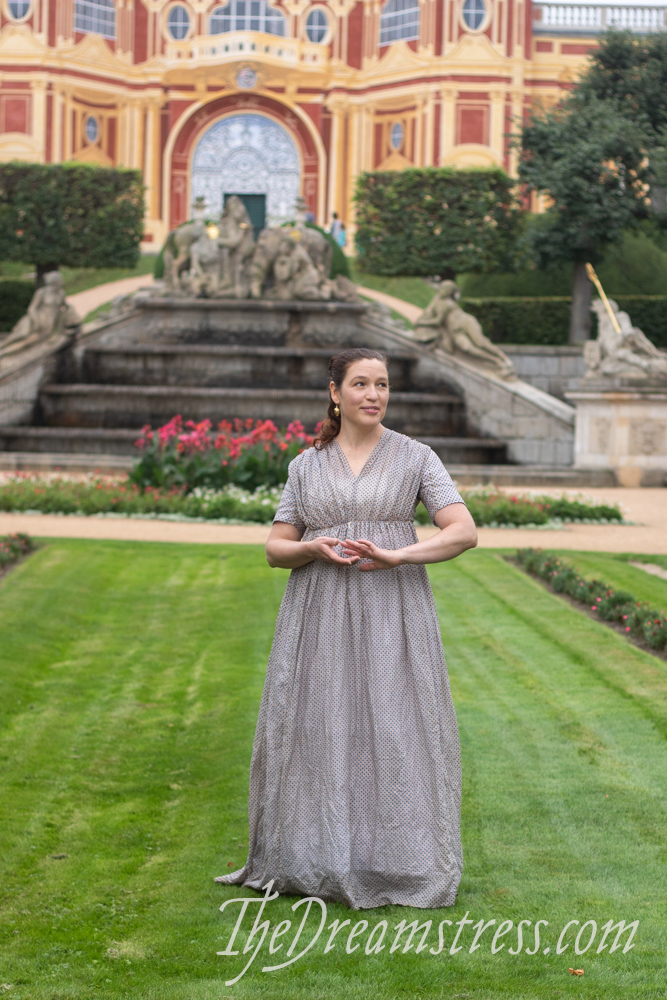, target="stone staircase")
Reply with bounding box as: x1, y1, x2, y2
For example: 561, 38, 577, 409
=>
0, 342, 508, 467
